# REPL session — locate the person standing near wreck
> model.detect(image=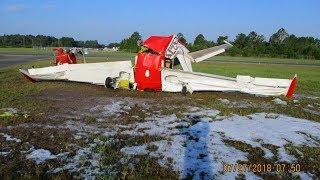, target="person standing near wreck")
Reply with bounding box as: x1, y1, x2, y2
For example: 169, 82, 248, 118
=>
53, 48, 77, 65
66, 49, 77, 64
